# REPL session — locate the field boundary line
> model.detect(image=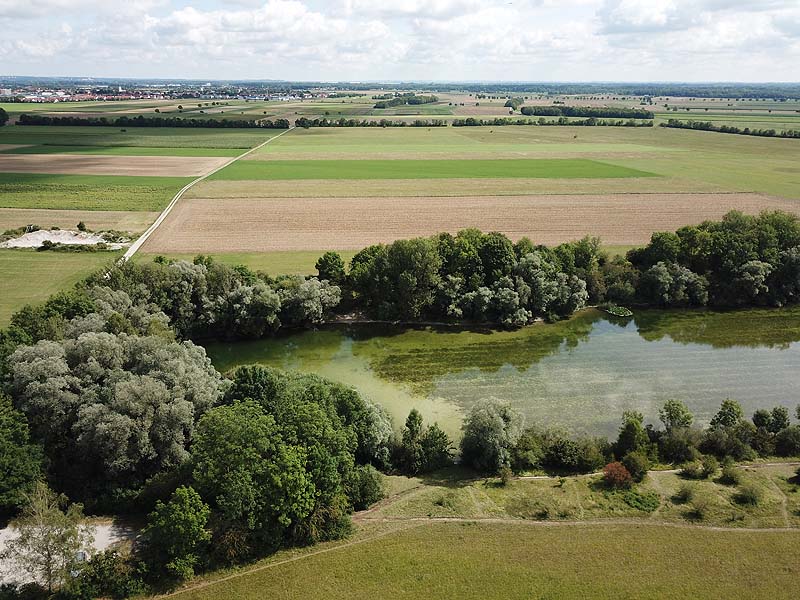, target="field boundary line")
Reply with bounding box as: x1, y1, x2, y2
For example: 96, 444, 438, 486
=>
120, 127, 295, 262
